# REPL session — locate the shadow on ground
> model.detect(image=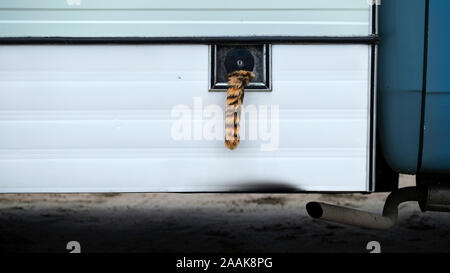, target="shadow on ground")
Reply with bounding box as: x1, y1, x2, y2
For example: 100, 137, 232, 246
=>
0, 176, 449, 253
